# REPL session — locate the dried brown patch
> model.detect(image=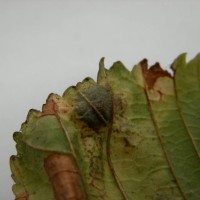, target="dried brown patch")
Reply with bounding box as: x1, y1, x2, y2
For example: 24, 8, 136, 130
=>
41, 94, 71, 117
140, 59, 172, 89
15, 193, 28, 200
44, 154, 83, 200
42, 99, 58, 116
